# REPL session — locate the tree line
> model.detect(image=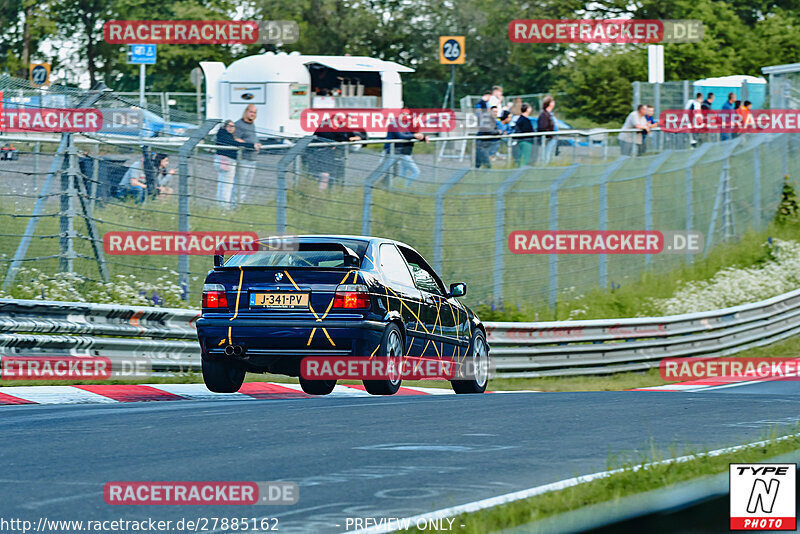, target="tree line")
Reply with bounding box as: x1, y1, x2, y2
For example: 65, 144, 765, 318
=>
2, 0, 799, 123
